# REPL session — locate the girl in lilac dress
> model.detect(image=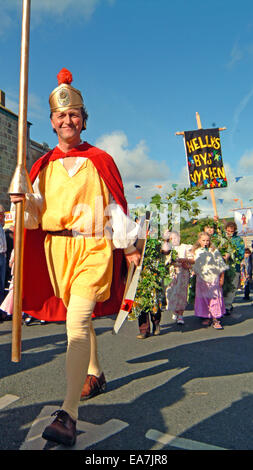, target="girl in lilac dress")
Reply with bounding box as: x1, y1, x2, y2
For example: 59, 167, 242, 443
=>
192, 232, 227, 329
